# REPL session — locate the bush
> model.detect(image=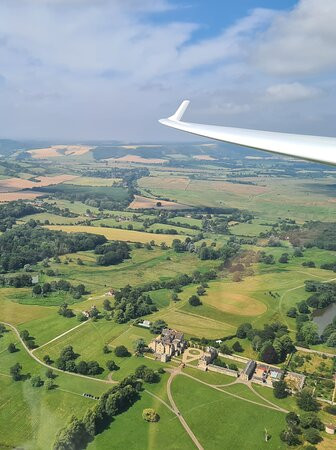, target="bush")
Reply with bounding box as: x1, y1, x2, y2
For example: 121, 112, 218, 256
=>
324, 404, 336, 415
300, 412, 323, 430
114, 345, 130, 357
188, 295, 202, 306
142, 408, 160, 422
302, 428, 322, 445
31, 376, 44, 388
273, 380, 288, 399
232, 341, 243, 353
7, 343, 17, 353
45, 379, 55, 390
296, 389, 319, 412
106, 360, 119, 371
